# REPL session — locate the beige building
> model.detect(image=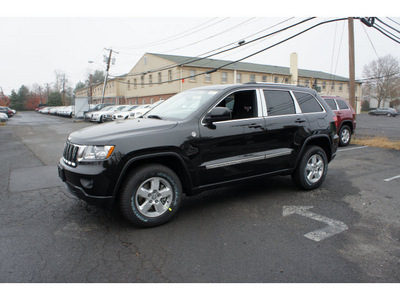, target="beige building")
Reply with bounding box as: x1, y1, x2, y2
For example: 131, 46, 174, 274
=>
75, 76, 127, 104
76, 52, 363, 111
